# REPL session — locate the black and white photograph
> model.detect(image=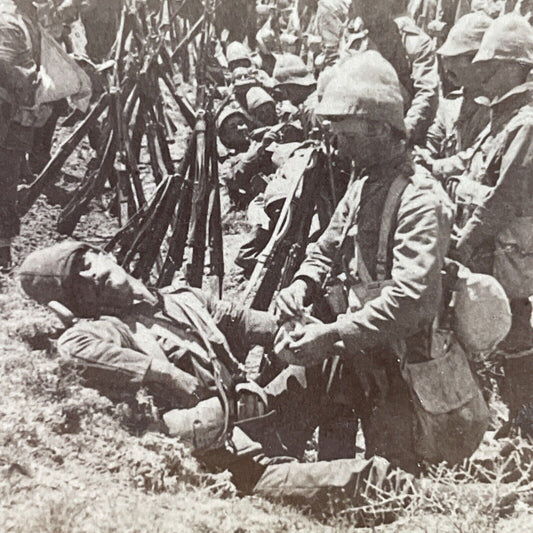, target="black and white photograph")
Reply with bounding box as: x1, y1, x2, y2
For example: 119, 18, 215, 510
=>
1, 0, 533, 531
